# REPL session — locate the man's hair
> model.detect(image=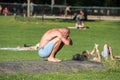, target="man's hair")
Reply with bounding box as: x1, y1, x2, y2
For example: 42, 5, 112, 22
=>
82, 50, 88, 57
65, 27, 70, 33
72, 53, 87, 61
